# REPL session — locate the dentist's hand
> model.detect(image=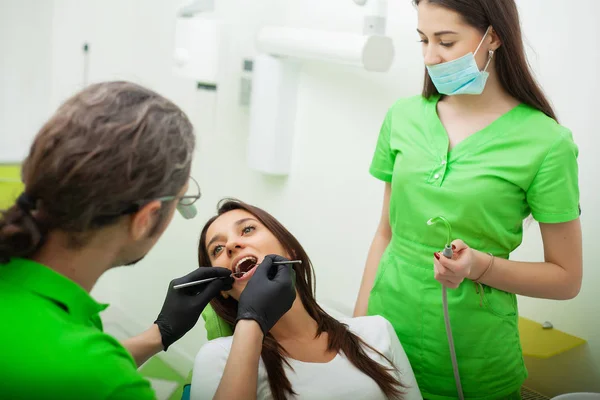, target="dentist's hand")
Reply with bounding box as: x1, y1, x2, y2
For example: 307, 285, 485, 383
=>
433, 239, 477, 289
155, 267, 234, 350
236, 254, 297, 334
